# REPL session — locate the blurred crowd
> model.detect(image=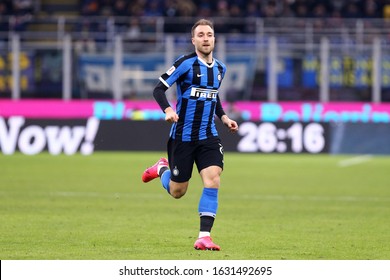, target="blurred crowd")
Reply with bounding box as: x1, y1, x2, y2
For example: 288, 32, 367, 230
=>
74, 0, 390, 40
79, 0, 389, 19
2, 0, 390, 33
1, 0, 389, 20
0, 0, 34, 31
